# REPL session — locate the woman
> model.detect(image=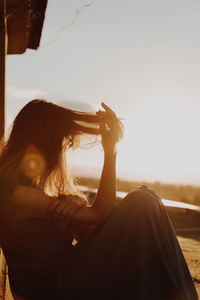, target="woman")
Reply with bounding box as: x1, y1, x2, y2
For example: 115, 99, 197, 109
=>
0, 99, 198, 300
